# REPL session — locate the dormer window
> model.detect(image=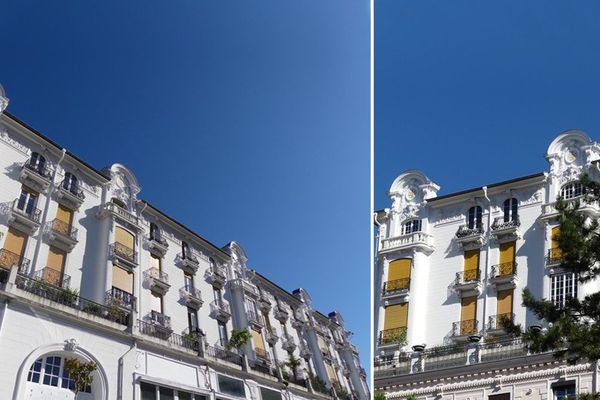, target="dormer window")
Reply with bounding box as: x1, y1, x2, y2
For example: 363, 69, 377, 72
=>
560, 182, 585, 200
467, 206, 482, 229
503, 198, 518, 222
402, 219, 422, 235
